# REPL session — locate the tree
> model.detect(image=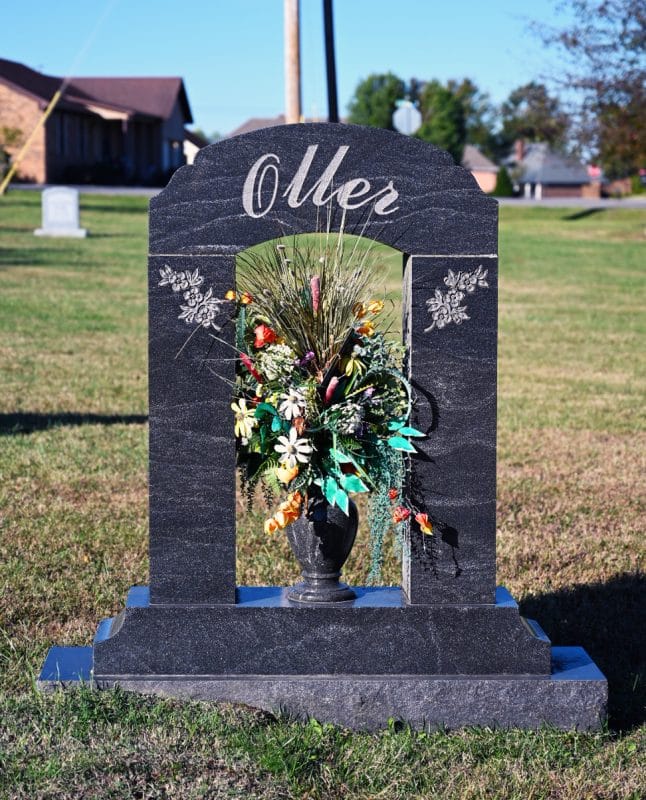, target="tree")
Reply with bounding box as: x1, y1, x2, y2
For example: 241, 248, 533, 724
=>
447, 78, 498, 159
536, 0, 646, 177
347, 72, 406, 129
499, 82, 570, 152
416, 80, 466, 163
492, 166, 514, 197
